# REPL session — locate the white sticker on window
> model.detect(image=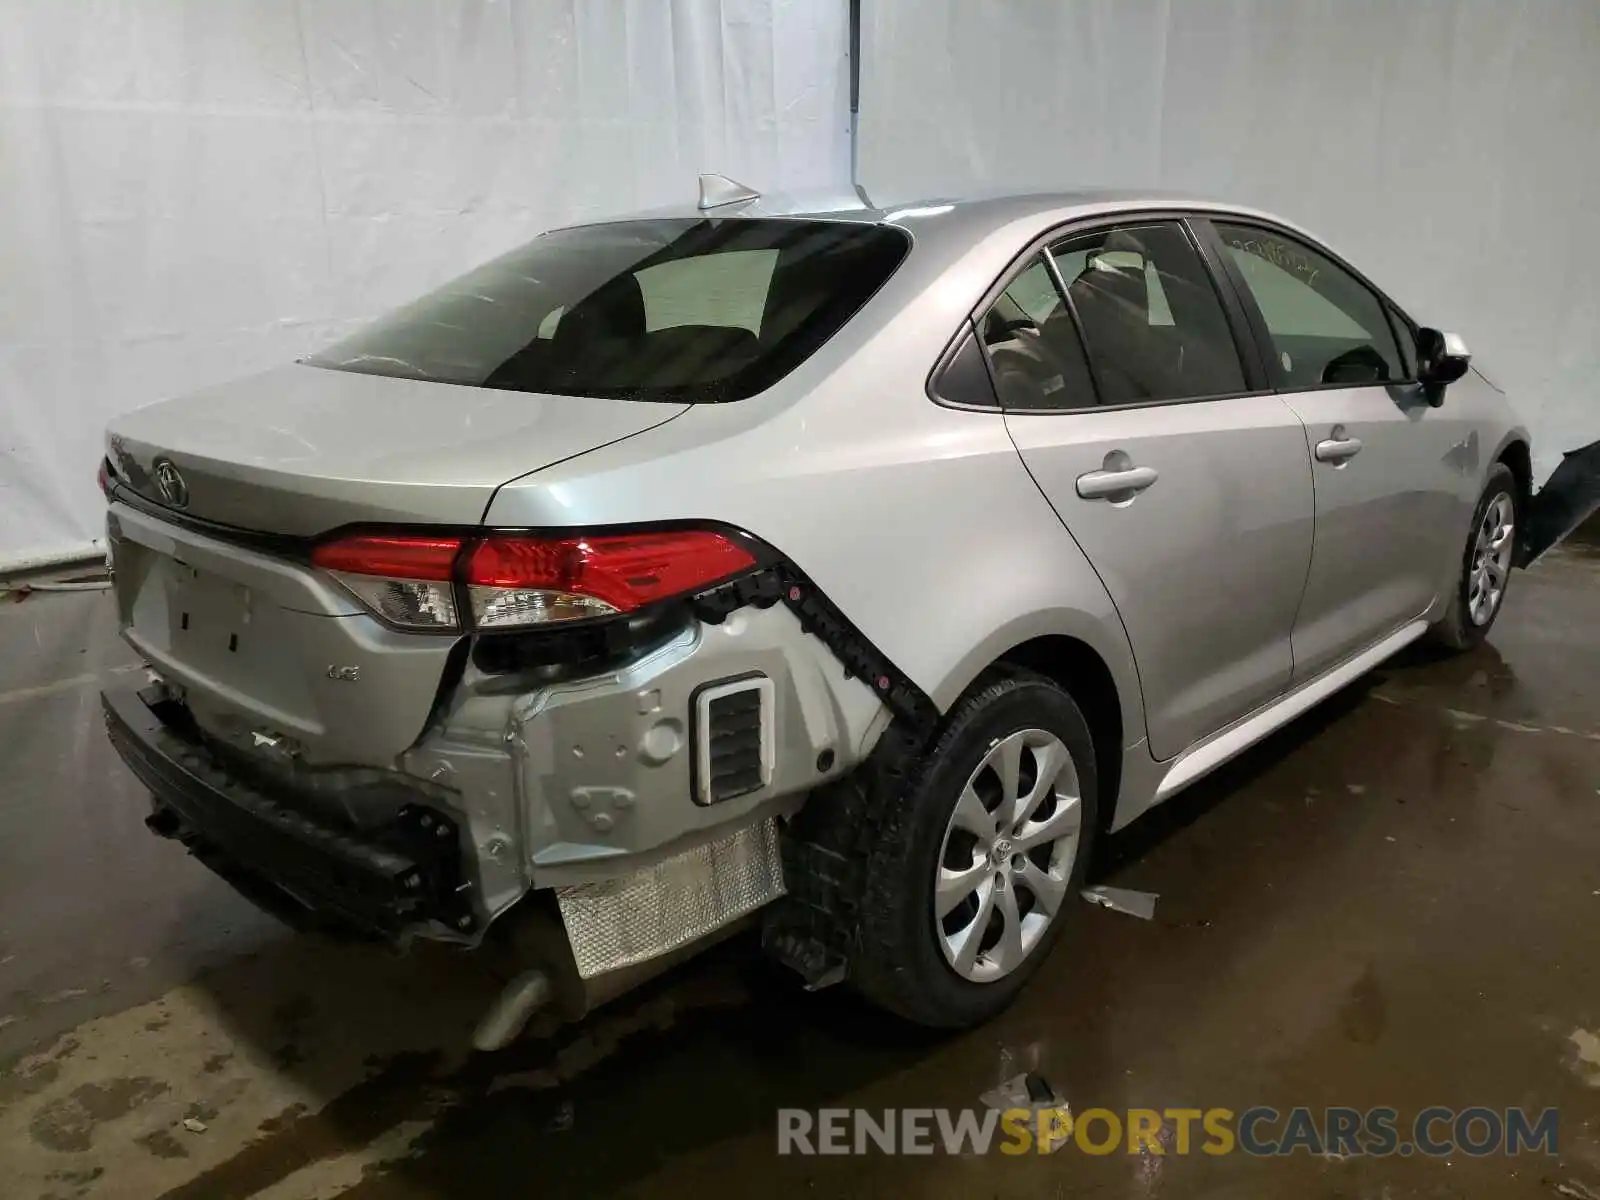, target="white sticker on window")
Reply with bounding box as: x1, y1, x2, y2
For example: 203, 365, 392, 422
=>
1281, 350, 1293, 372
